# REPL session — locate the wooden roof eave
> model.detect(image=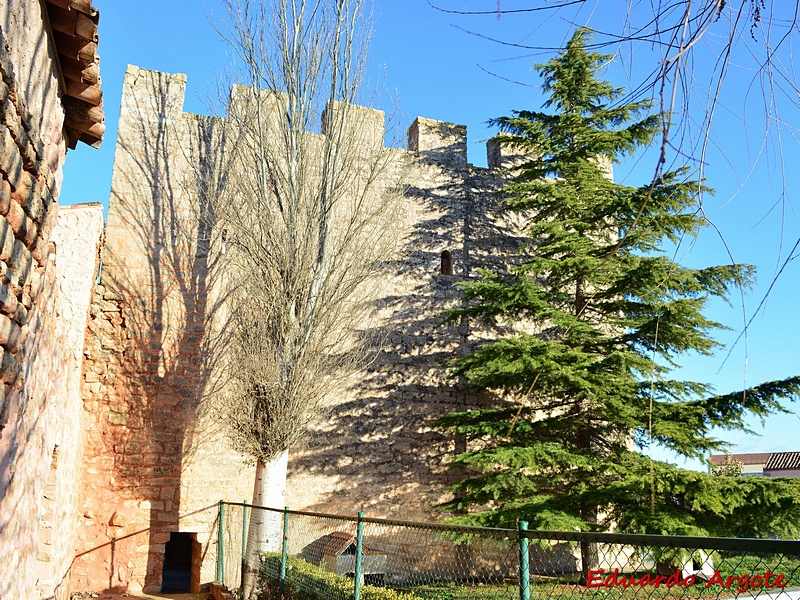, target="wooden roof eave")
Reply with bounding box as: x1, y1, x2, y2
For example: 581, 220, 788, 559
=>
42, 0, 104, 149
